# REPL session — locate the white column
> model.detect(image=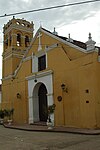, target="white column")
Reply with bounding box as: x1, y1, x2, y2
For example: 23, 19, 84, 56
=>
28, 96, 34, 124
32, 55, 38, 73
33, 96, 39, 122
47, 93, 53, 106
